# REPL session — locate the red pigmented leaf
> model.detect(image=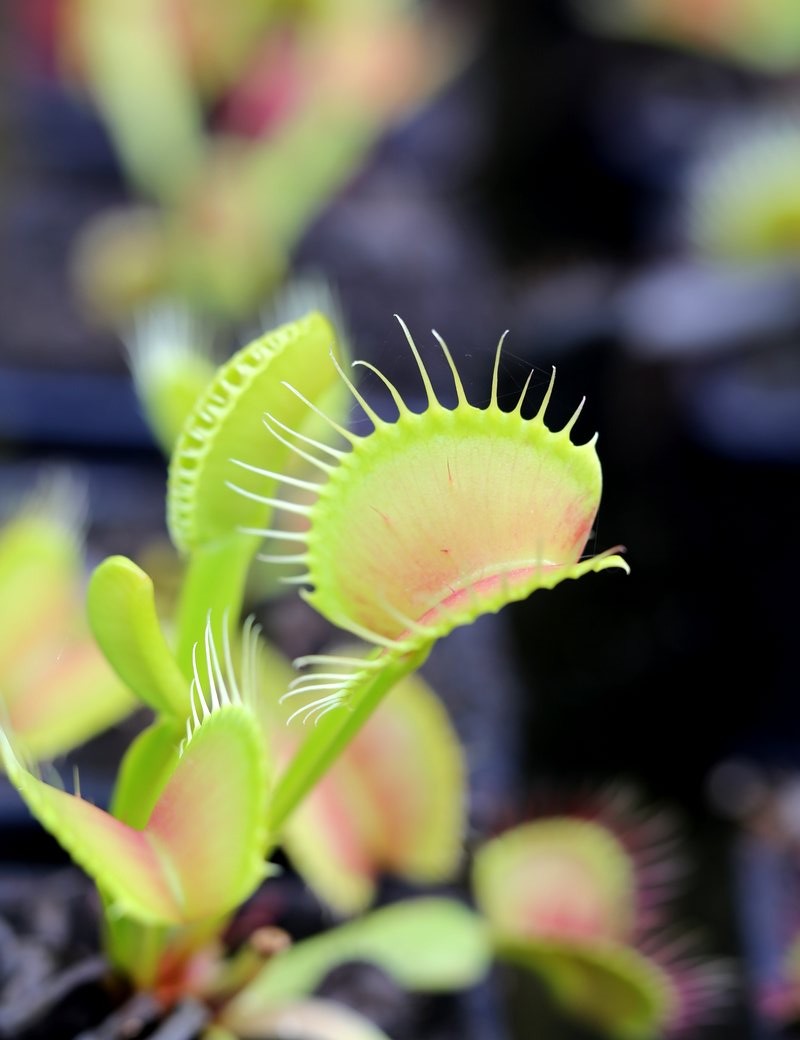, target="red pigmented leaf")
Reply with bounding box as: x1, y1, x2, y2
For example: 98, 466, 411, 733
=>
0, 623, 269, 925
280, 666, 464, 913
